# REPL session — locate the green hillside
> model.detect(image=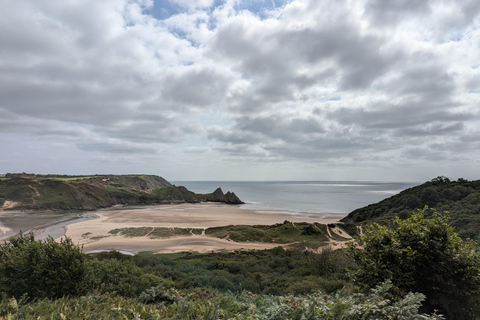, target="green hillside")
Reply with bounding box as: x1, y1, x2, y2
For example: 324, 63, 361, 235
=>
0, 174, 243, 211
341, 177, 480, 240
